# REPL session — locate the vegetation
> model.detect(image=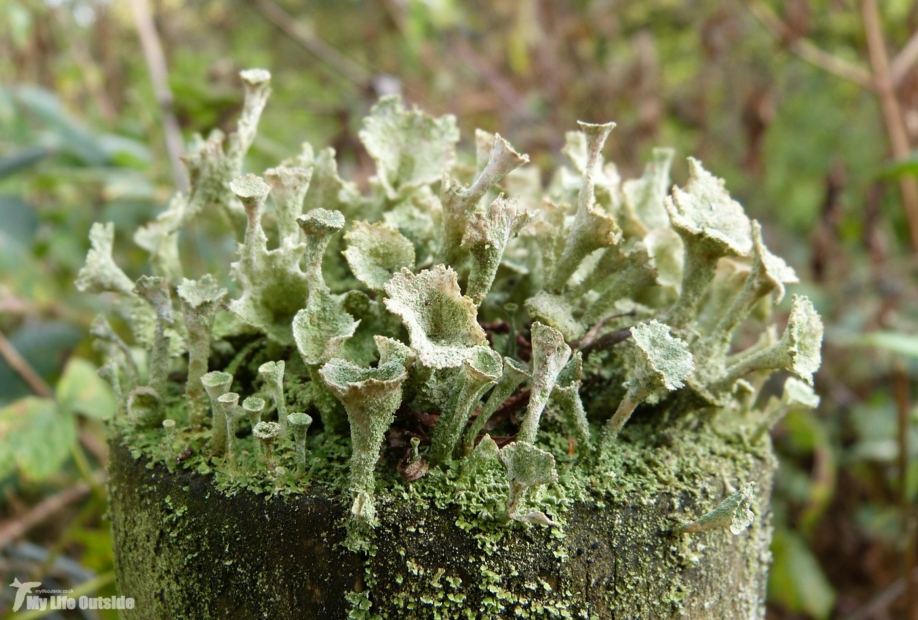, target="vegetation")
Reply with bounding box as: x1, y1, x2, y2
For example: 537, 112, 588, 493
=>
1, 1, 917, 618
72, 69, 819, 536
